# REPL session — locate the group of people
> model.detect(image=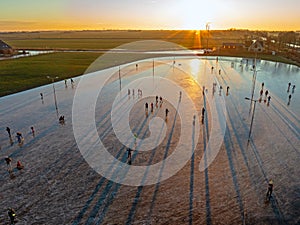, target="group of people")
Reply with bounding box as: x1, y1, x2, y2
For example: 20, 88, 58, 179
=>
127, 88, 143, 98
211, 83, 230, 96
287, 82, 296, 105
144, 96, 169, 119
64, 78, 75, 88
258, 82, 272, 106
